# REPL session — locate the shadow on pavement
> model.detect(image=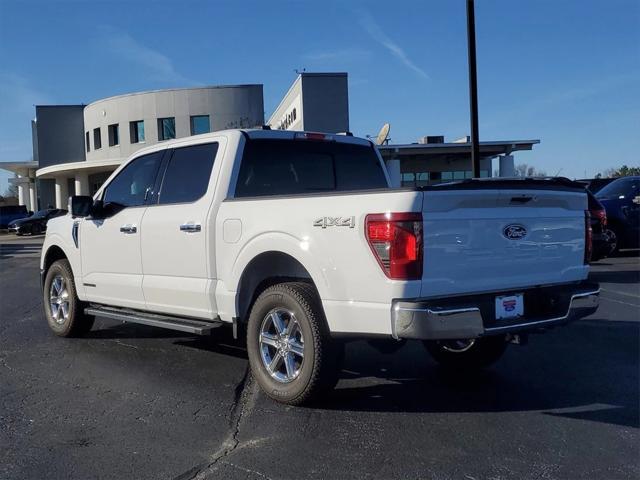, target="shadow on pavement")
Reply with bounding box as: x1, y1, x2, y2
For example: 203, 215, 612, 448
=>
311, 319, 640, 429
85, 321, 193, 340
589, 269, 640, 284
87, 320, 249, 359
84, 315, 639, 429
